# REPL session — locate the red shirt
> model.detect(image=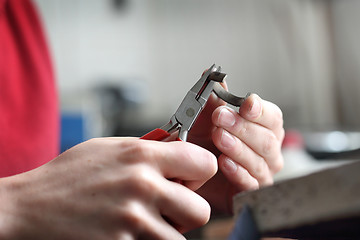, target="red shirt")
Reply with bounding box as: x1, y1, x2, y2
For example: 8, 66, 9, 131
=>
0, 0, 59, 177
